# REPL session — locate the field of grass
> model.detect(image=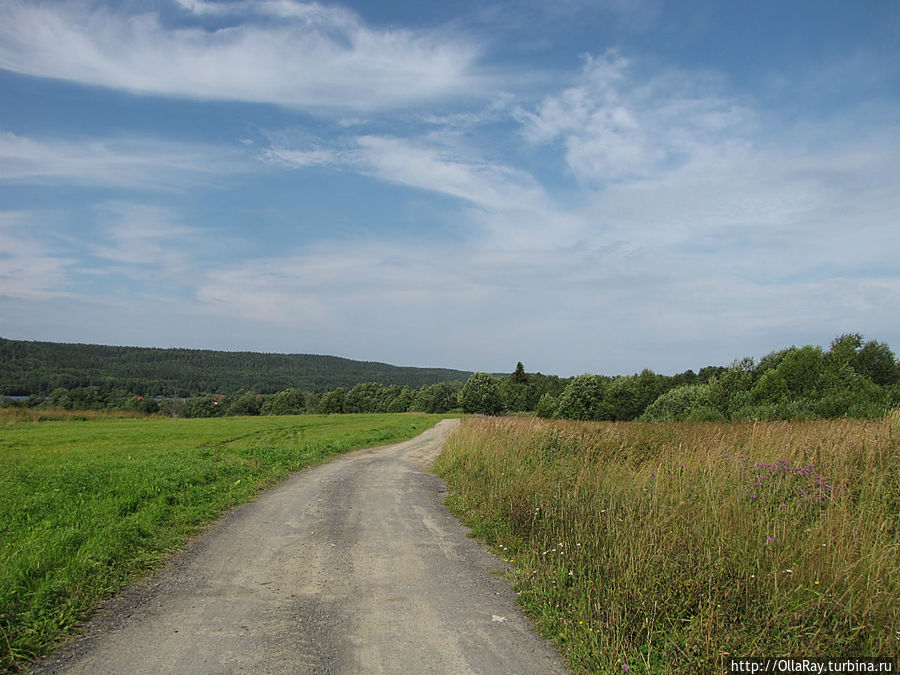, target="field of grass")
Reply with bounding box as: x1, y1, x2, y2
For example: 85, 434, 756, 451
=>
434, 415, 900, 674
0, 411, 445, 672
